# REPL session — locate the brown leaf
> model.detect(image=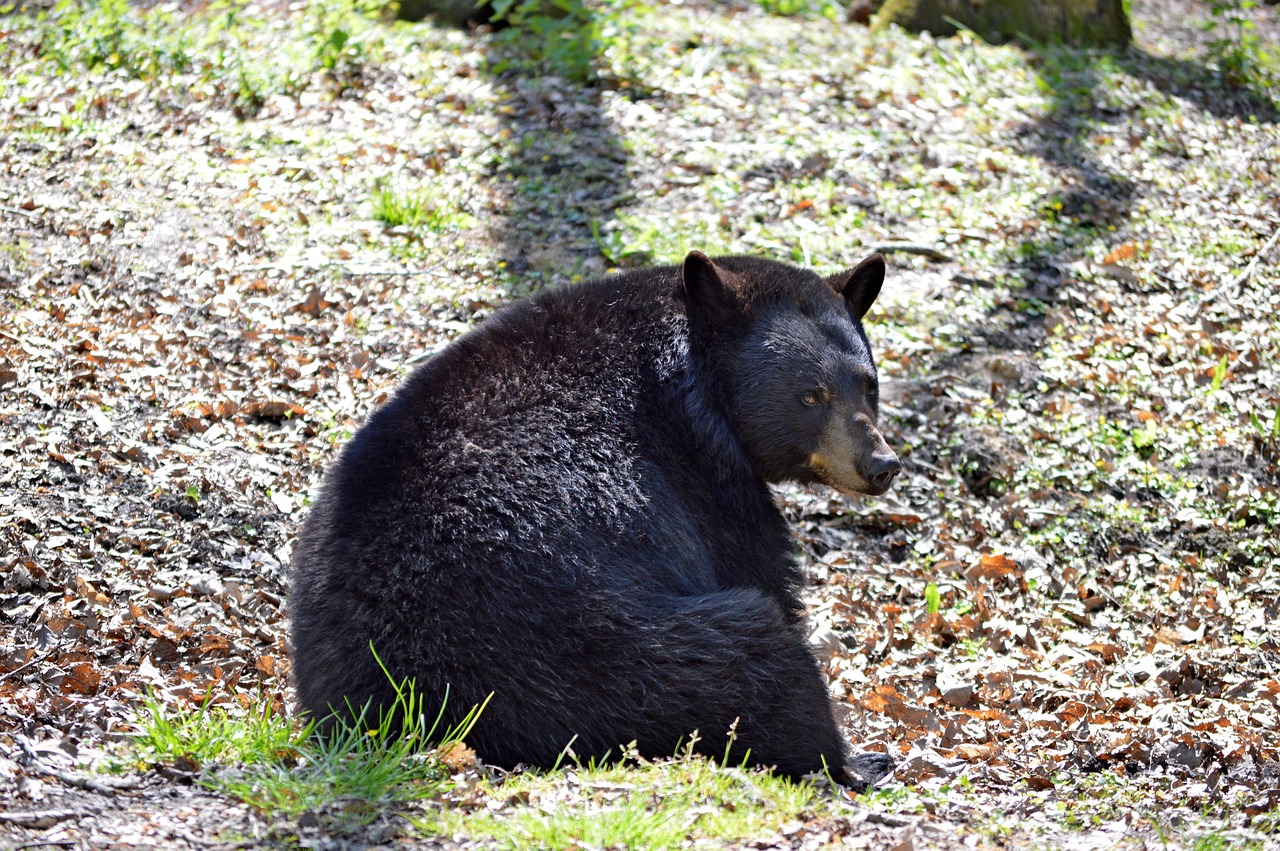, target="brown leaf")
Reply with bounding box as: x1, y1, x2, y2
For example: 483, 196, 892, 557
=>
954, 743, 997, 761
1101, 241, 1136, 264
75, 575, 110, 605
295, 288, 331, 316
438, 741, 476, 770
211, 400, 239, 419
859, 685, 937, 728
200, 634, 231, 656
967, 552, 1021, 581
913, 611, 947, 636
61, 662, 101, 695
1025, 773, 1054, 790
1088, 642, 1125, 662
241, 400, 306, 419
